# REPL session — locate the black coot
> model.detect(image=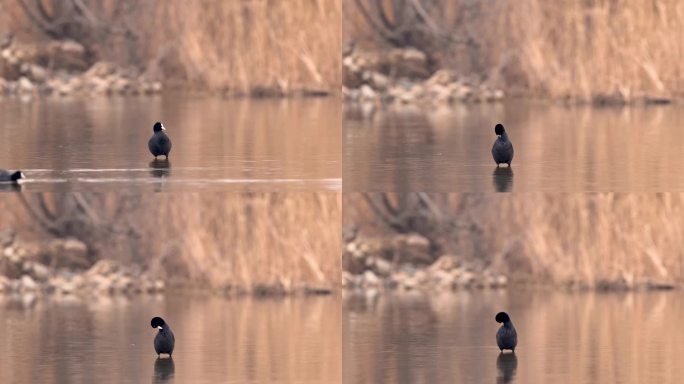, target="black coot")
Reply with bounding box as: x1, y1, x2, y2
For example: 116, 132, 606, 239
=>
491, 124, 514, 166
495, 312, 517, 353
0, 170, 25, 183
151, 316, 175, 357
148, 122, 172, 159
